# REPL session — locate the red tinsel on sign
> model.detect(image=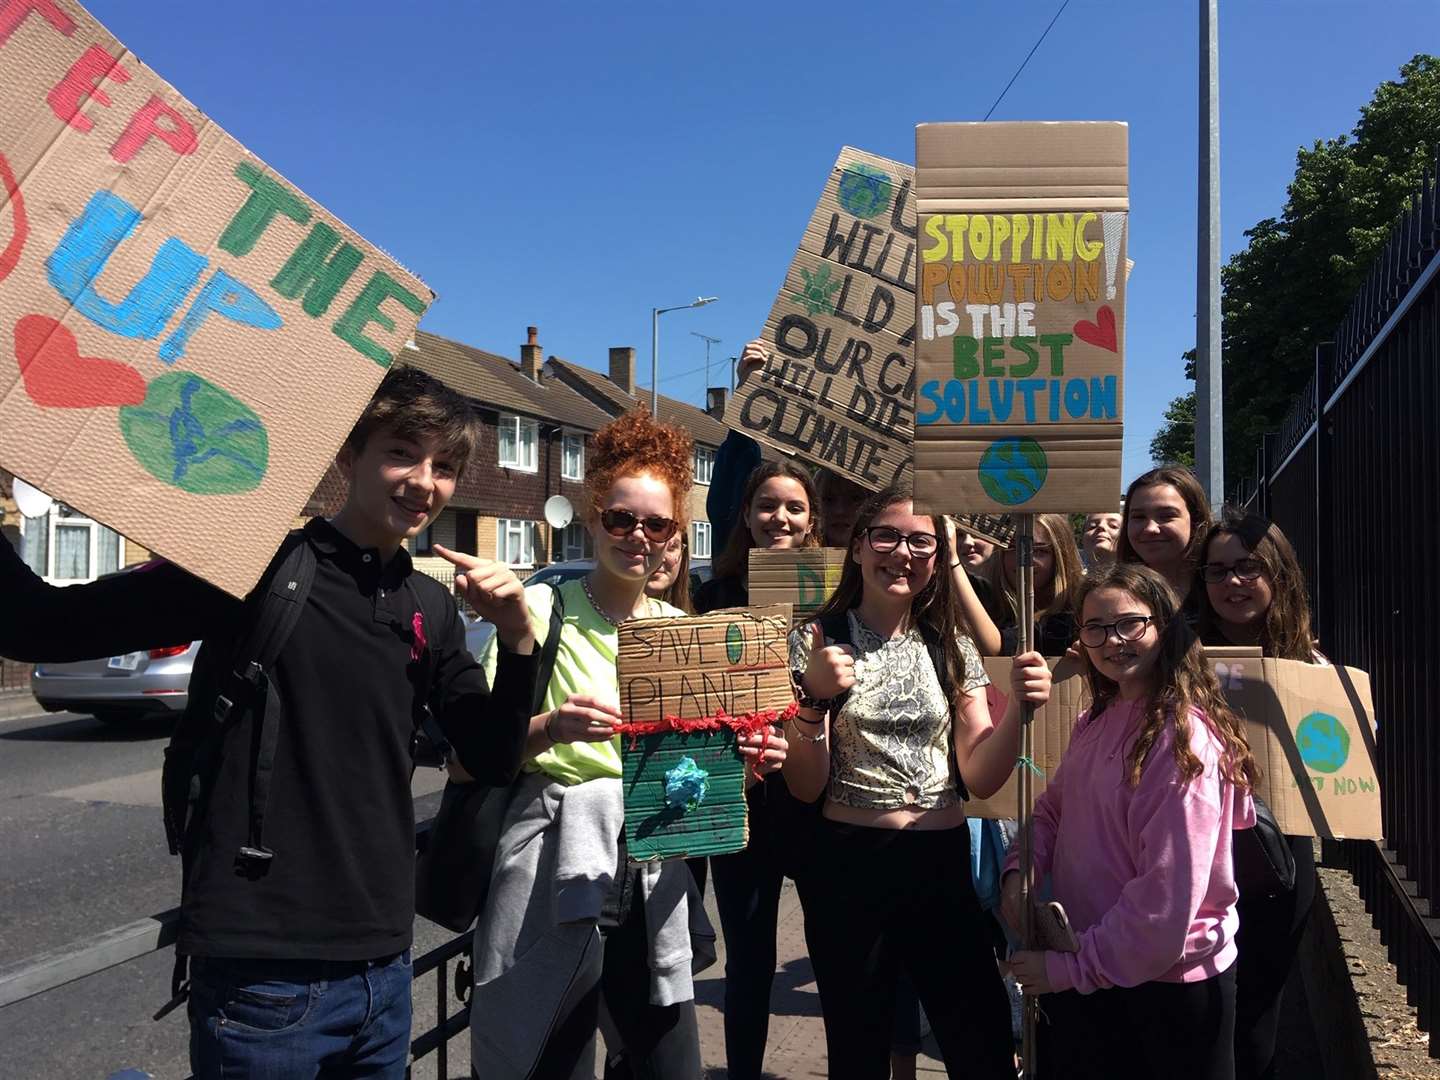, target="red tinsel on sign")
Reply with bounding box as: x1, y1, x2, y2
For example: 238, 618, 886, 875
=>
613, 702, 799, 752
